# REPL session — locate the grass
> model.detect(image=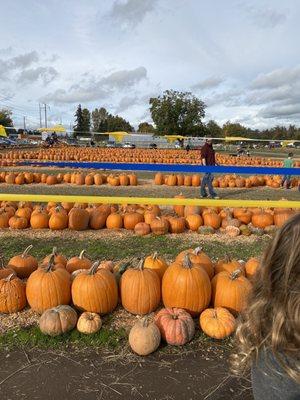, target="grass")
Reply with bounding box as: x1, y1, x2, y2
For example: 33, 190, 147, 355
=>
0, 233, 270, 261
0, 325, 127, 350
